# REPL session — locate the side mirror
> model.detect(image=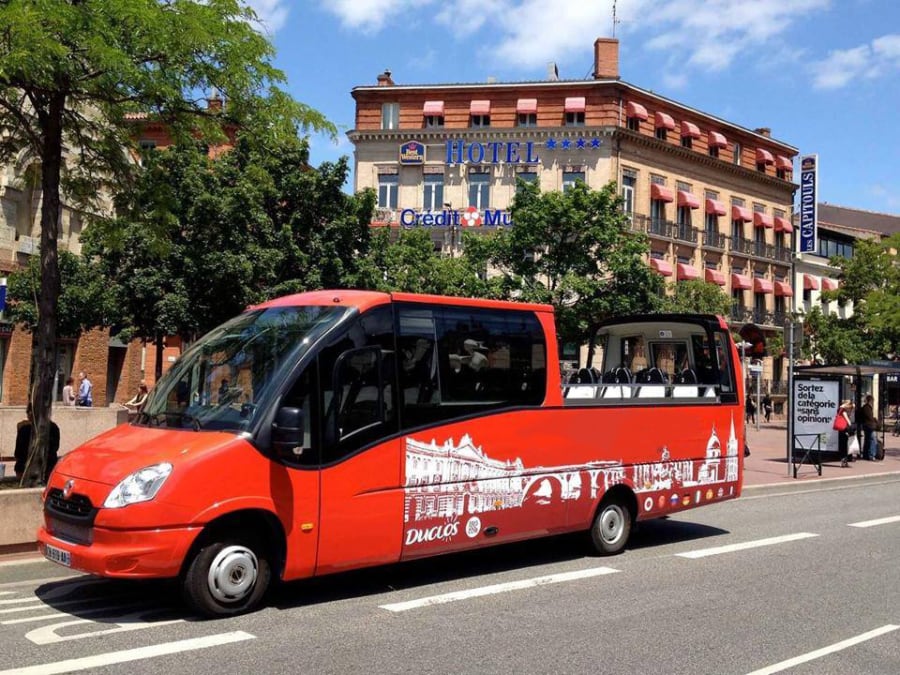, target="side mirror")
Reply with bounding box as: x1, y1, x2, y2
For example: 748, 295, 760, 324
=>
272, 406, 304, 459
